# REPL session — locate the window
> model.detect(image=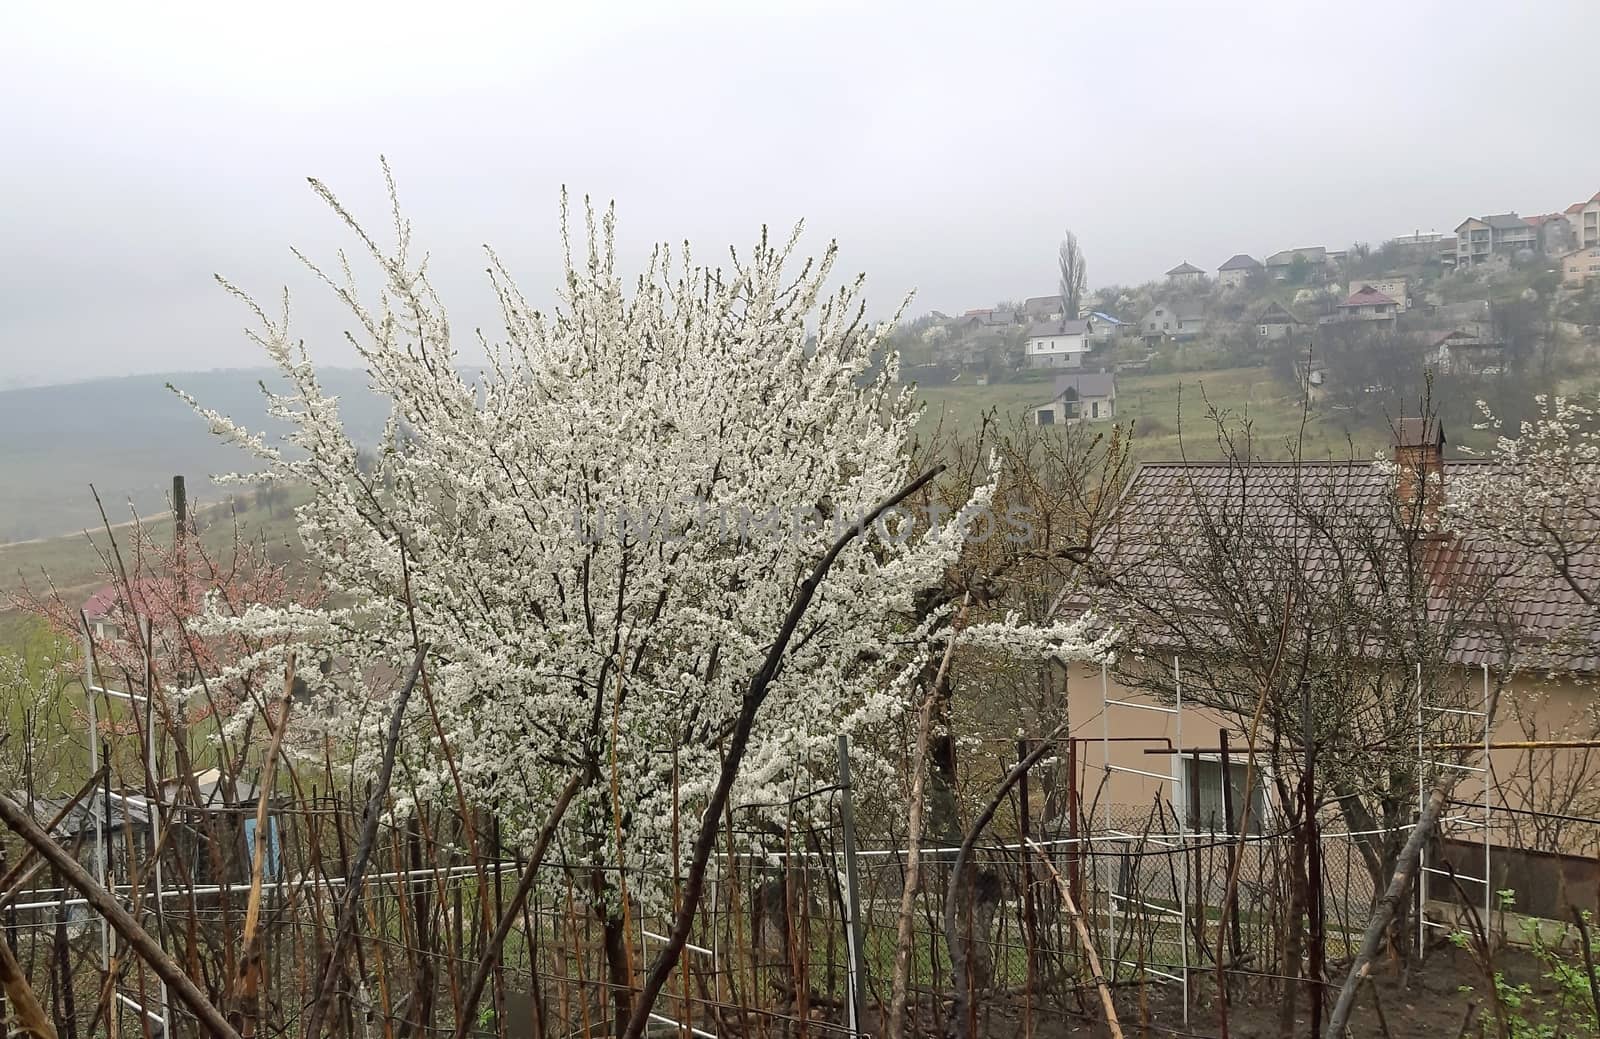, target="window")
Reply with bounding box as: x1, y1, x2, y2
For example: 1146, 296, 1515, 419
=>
1163, 321, 1170, 330
1036, 409, 1055, 425
1180, 757, 1266, 834
1258, 325, 1268, 335
1090, 401, 1100, 419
